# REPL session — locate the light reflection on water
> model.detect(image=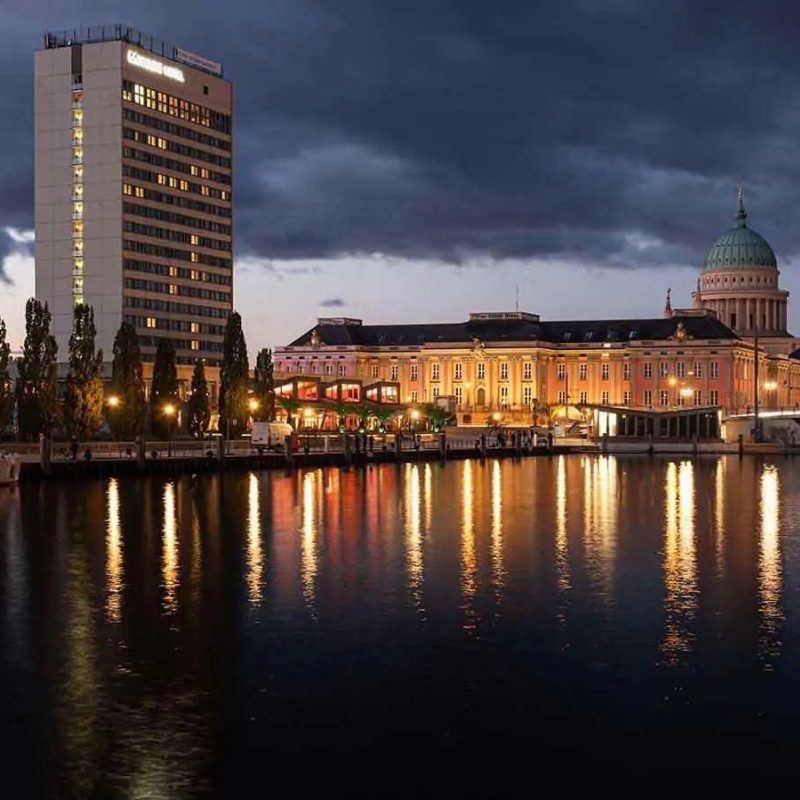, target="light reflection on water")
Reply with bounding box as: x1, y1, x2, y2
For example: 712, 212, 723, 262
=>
1, 457, 799, 793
